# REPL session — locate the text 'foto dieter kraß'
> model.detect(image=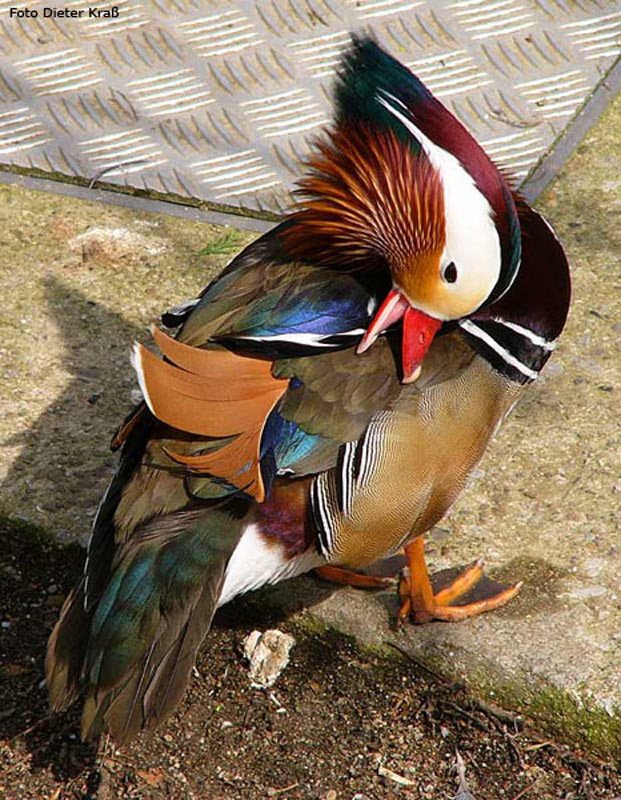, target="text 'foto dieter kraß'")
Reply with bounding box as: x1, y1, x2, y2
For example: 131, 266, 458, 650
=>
9, 6, 120, 17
